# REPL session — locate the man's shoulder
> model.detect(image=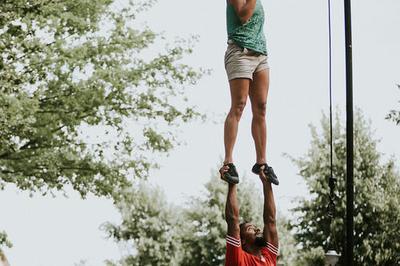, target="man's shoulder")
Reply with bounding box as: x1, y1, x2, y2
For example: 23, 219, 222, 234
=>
260, 243, 279, 263
226, 235, 241, 247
